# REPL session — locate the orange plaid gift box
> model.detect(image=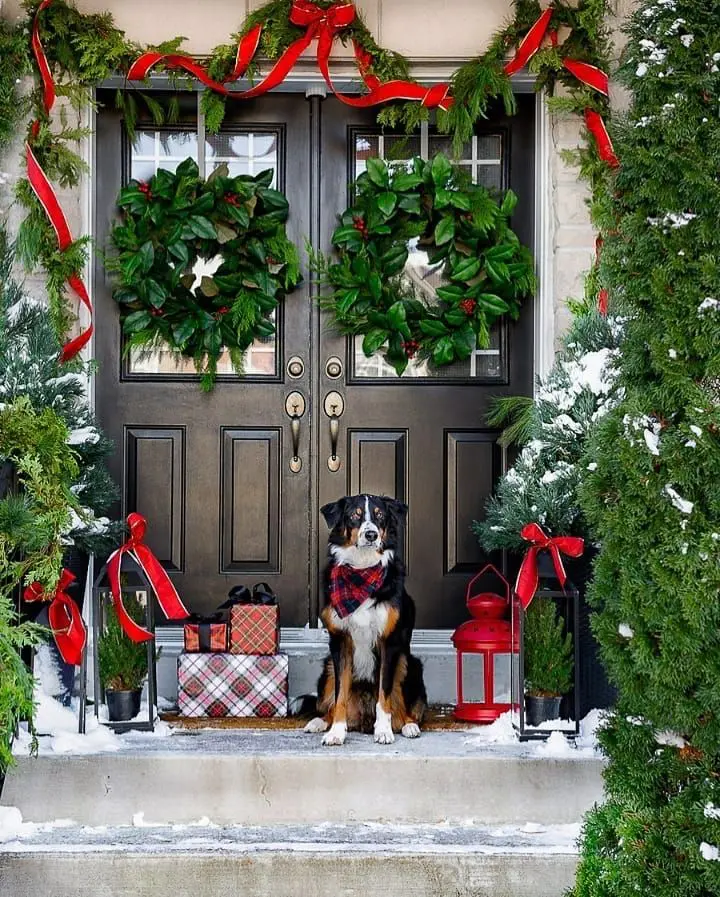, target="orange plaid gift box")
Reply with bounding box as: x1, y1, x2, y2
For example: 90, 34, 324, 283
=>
225, 583, 280, 656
